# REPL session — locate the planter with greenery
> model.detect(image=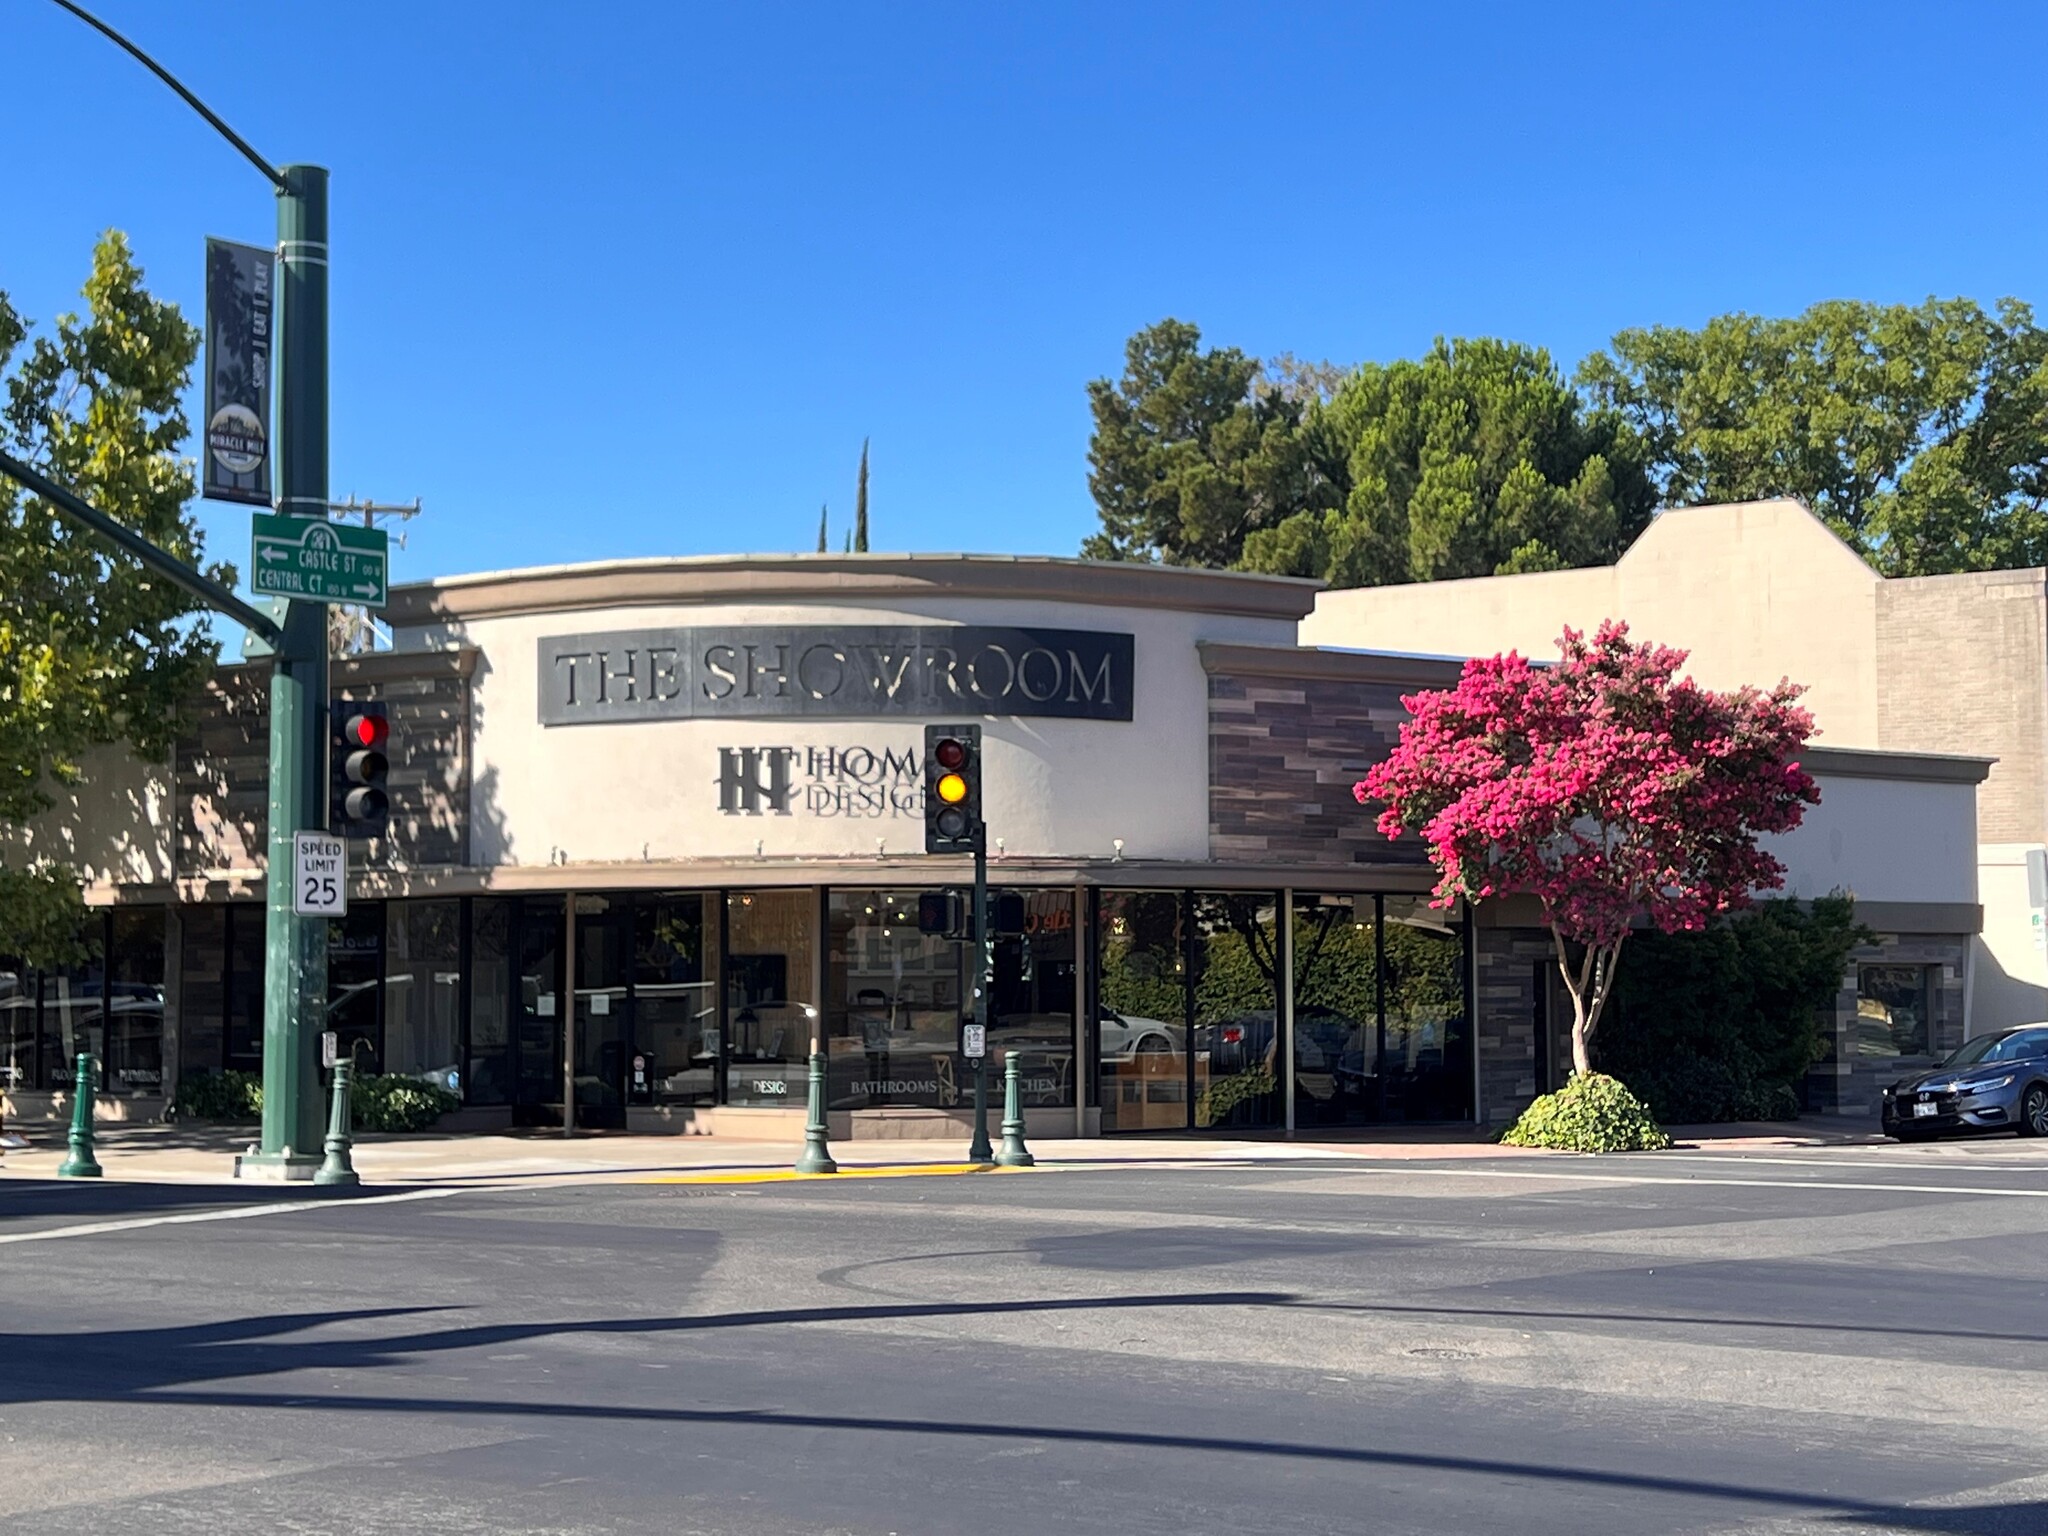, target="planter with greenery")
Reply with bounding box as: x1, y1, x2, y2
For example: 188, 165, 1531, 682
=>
1501, 1072, 1671, 1153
